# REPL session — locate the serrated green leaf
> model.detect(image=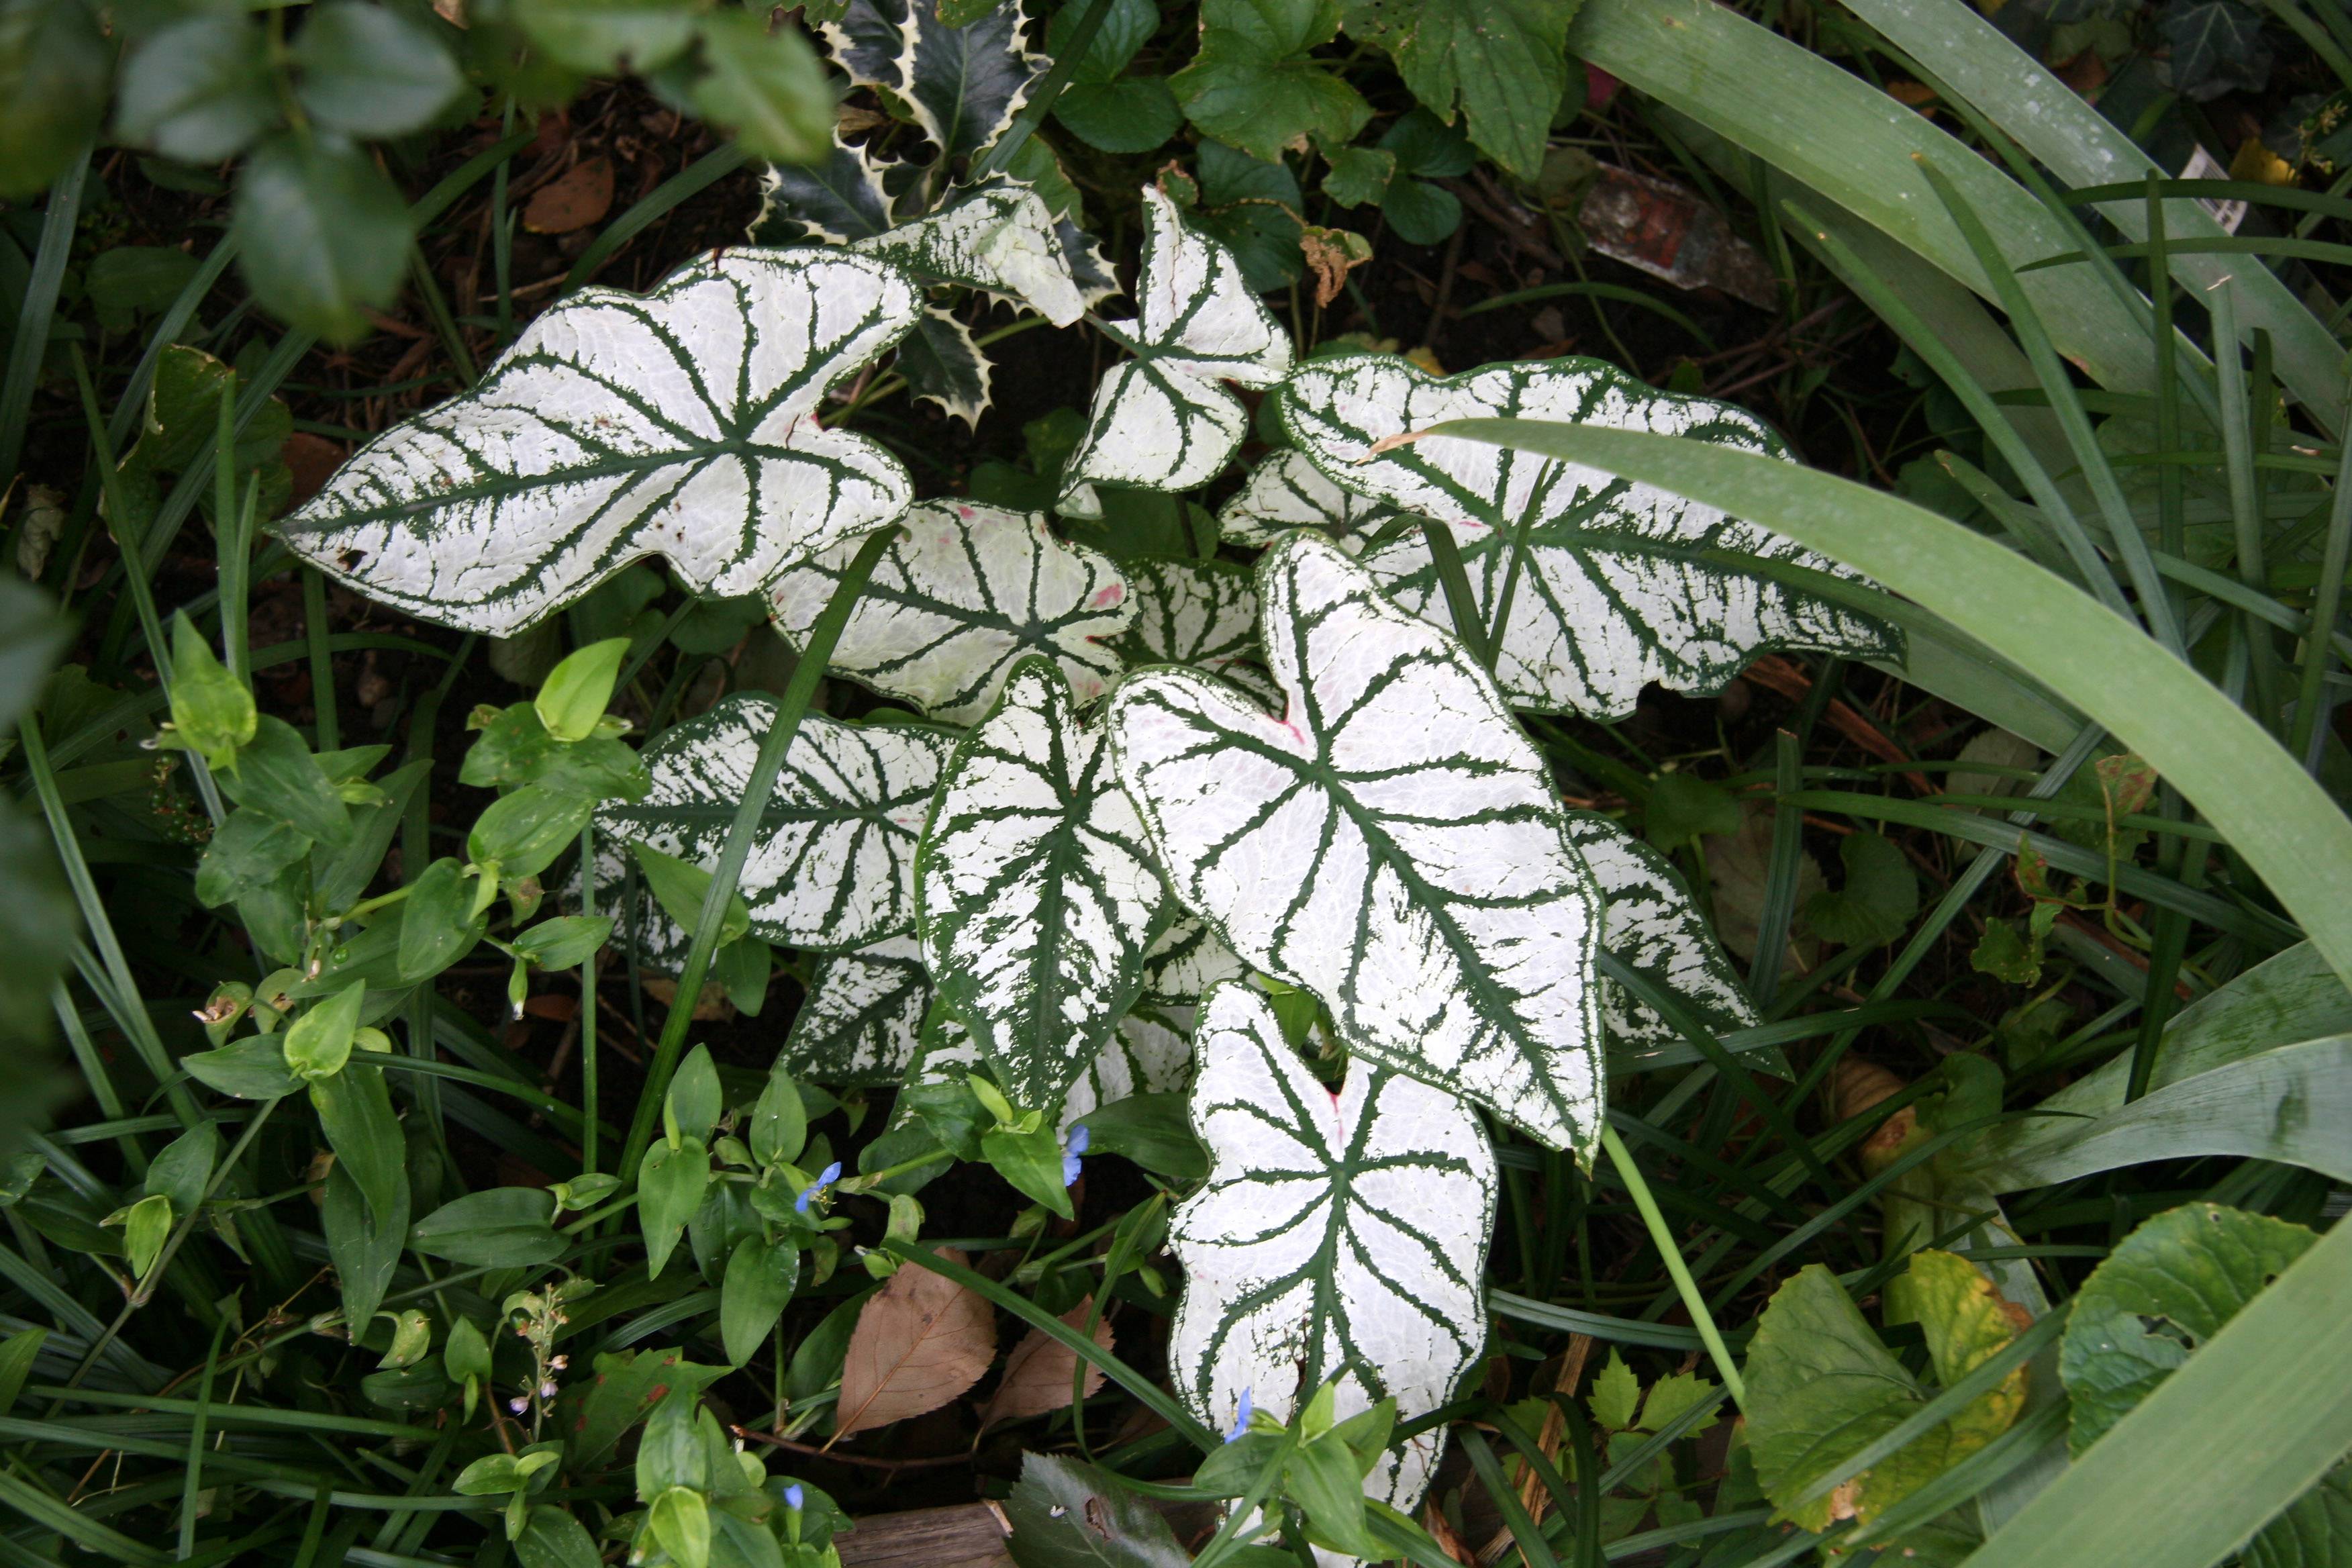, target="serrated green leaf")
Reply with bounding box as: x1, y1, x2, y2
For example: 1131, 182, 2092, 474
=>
1216, 448, 1395, 551
1057, 187, 1293, 508
1171, 7, 1370, 164
917, 658, 1171, 1112
780, 935, 934, 1085
1589, 1350, 1640, 1430
595, 695, 955, 958
1110, 532, 1606, 1152
1323, 146, 1398, 208
769, 500, 1134, 724
1171, 981, 1496, 1525
277, 249, 922, 634
1336, 0, 1567, 178
1279, 354, 1902, 719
